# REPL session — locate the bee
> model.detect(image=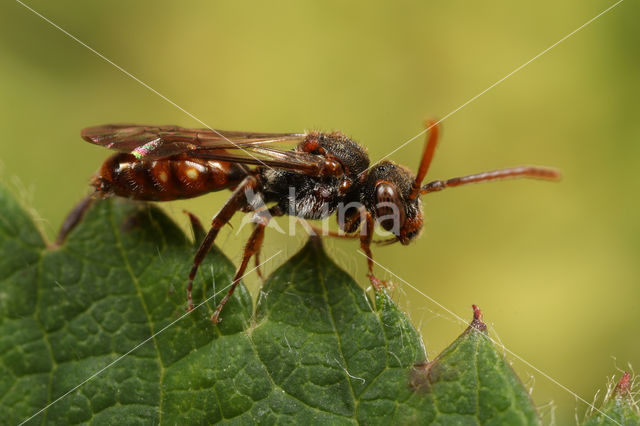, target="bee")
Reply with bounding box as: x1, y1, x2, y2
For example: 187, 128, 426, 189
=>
60, 121, 559, 322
